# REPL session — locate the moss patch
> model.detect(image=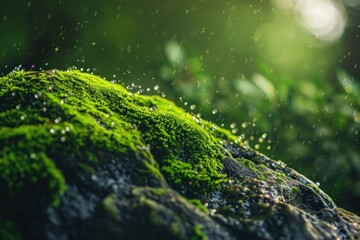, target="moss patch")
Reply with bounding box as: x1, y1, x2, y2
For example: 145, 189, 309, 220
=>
192, 224, 207, 240
0, 69, 233, 214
